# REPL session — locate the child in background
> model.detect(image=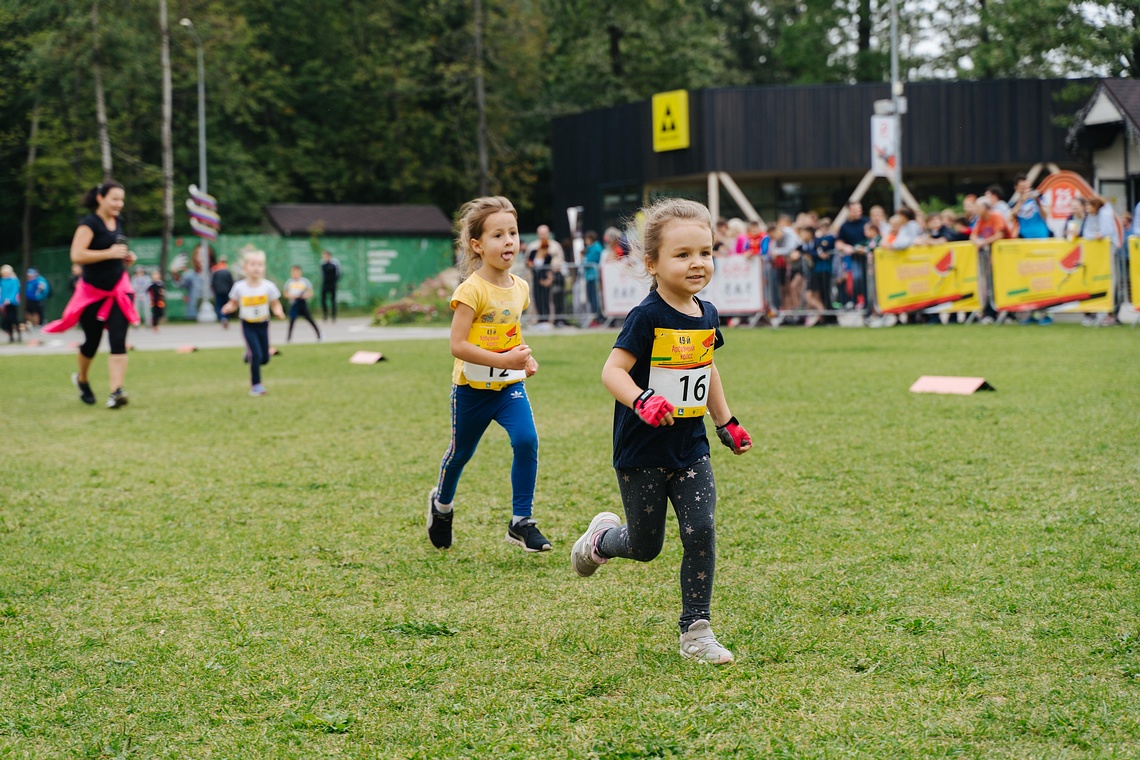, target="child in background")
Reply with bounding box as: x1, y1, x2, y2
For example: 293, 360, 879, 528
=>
284, 265, 322, 343
427, 196, 549, 553
131, 266, 152, 329
814, 218, 837, 312
571, 198, 752, 664
221, 247, 285, 396
147, 270, 166, 332
735, 220, 769, 258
